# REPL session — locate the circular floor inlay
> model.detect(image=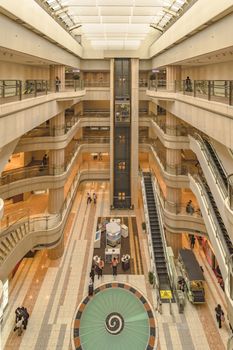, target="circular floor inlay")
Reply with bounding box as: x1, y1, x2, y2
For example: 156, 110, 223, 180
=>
72, 282, 157, 350
105, 312, 124, 335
